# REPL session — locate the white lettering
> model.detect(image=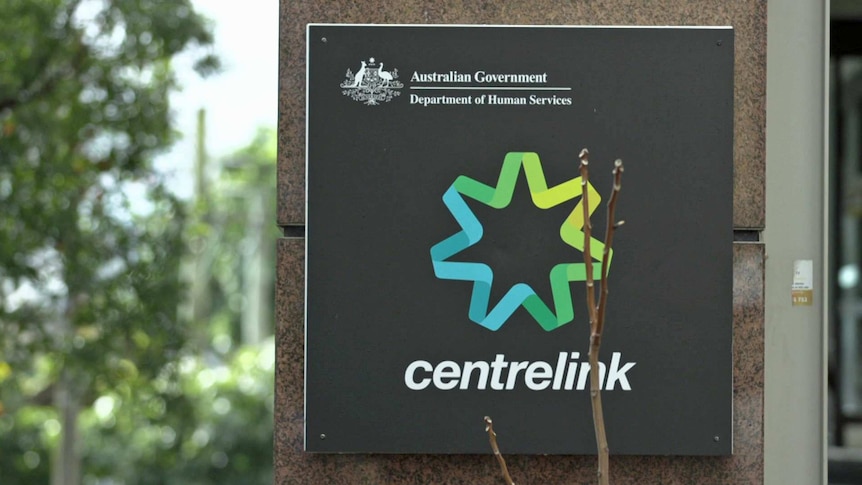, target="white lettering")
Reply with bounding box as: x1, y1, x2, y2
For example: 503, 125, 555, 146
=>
529, 94, 572, 105
474, 71, 548, 84
605, 352, 636, 390
409, 94, 472, 107
552, 352, 569, 390
404, 360, 432, 390
410, 71, 472, 83
432, 361, 461, 390
490, 354, 508, 390
460, 361, 490, 390
505, 361, 529, 390
564, 360, 579, 390
525, 361, 553, 390
404, 352, 635, 391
